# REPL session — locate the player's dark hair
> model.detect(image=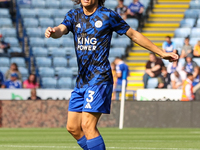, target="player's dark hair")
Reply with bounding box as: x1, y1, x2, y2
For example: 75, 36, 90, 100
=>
72, 0, 105, 6
149, 52, 156, 57
185, 37, 190, 40
187, 73, 193, 77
